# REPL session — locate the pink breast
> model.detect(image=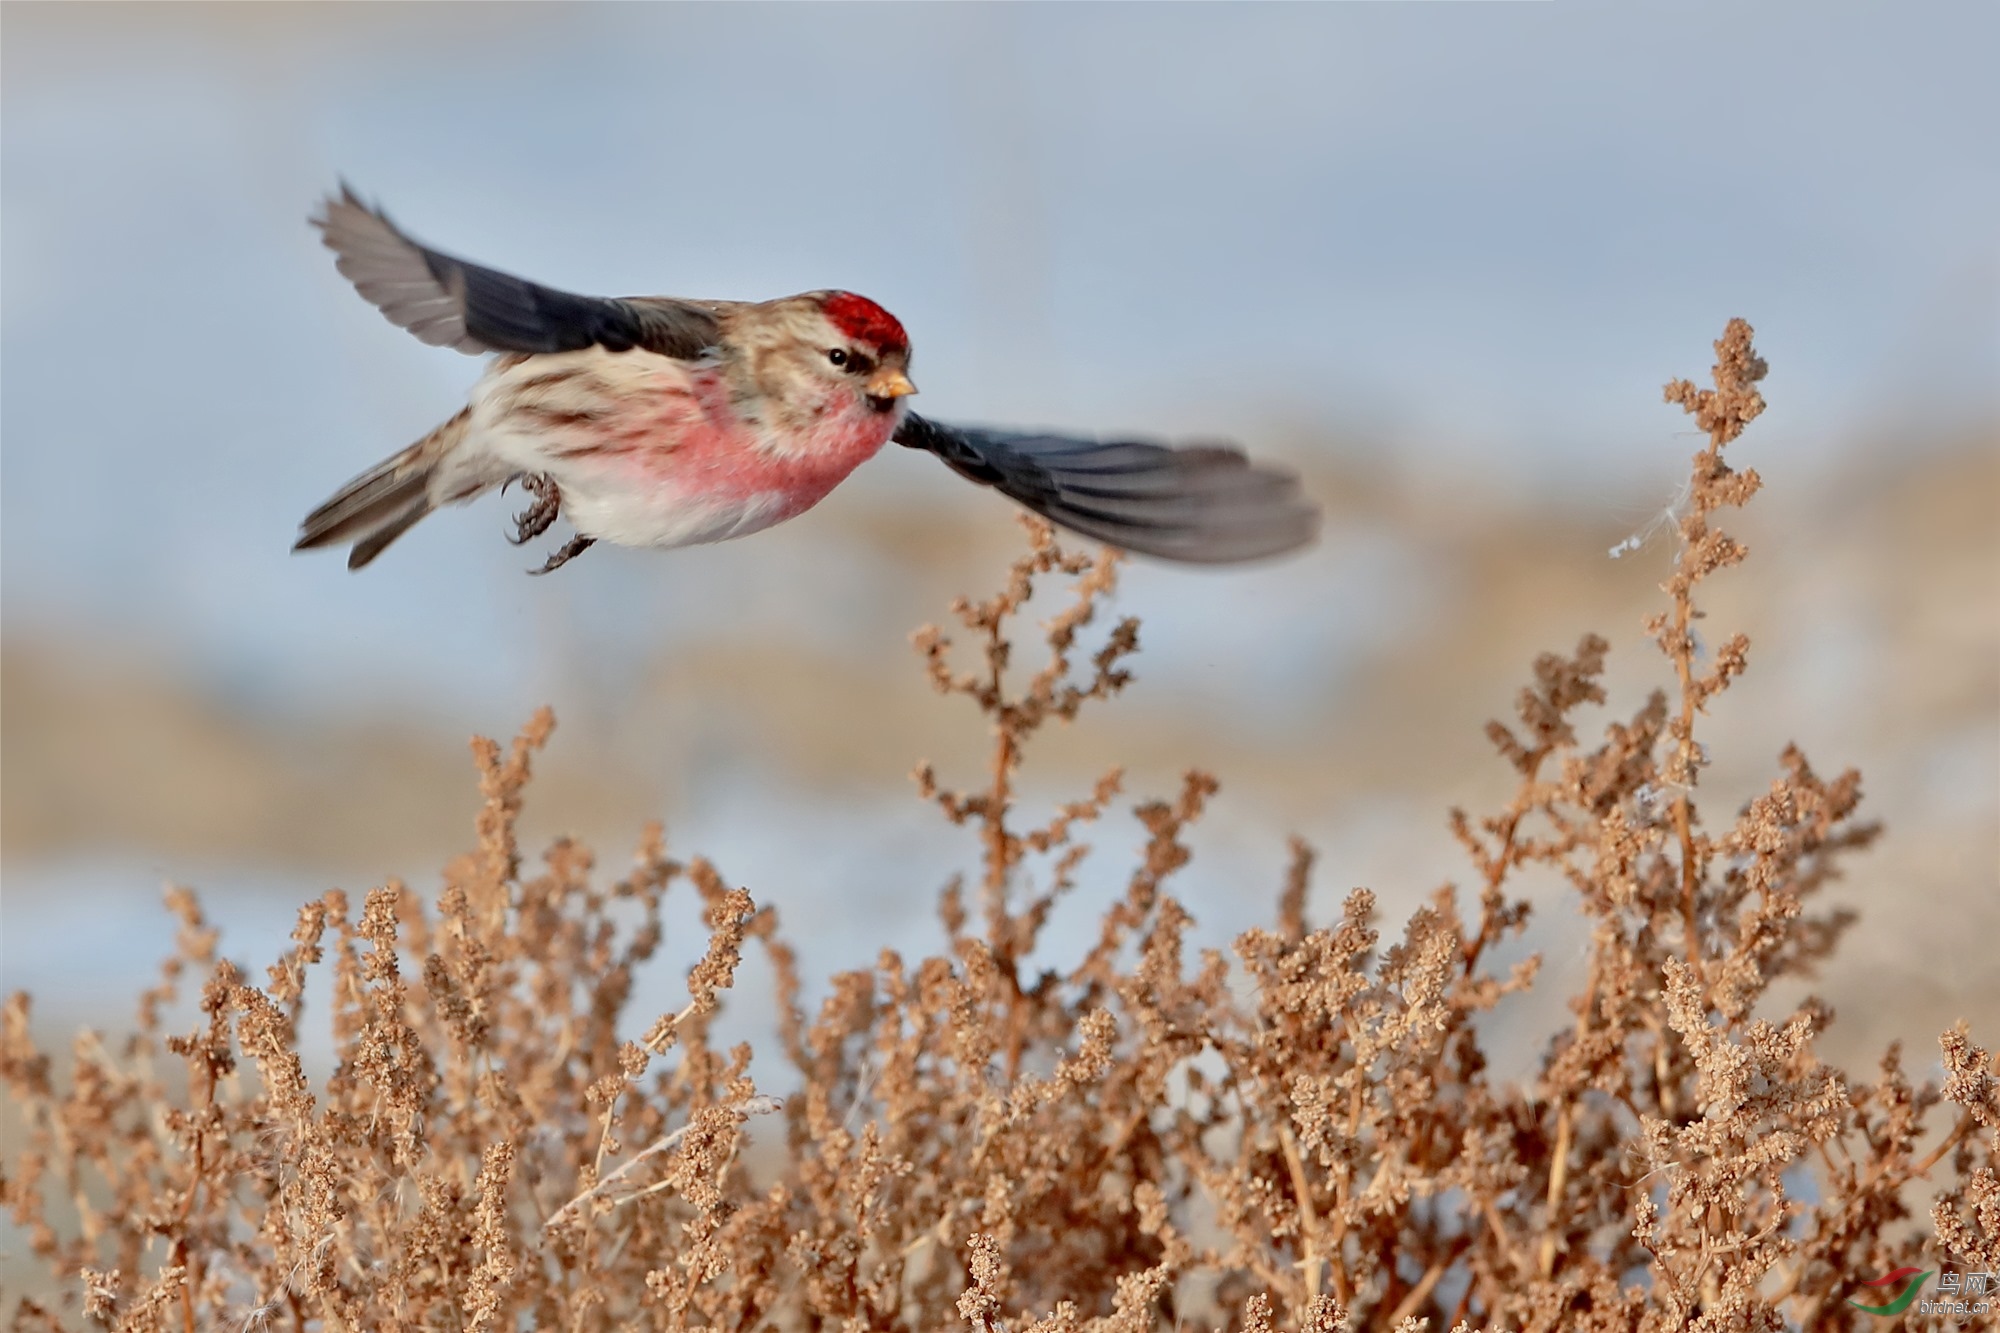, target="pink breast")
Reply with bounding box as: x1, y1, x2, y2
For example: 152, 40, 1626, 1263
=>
609, 371, 895, 521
